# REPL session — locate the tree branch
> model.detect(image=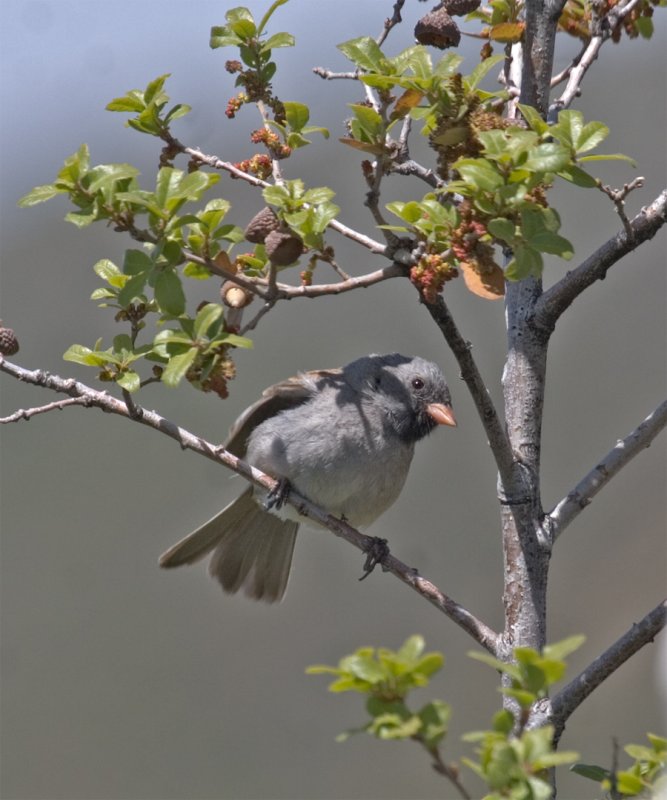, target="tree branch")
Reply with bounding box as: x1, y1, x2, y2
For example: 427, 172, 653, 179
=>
550, 599, 667, 741
533, 189, 667, 334
0, 356, 500, 656
419, 295, 516, 490
546, 399, 667, 542
550, 0, 648, 114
